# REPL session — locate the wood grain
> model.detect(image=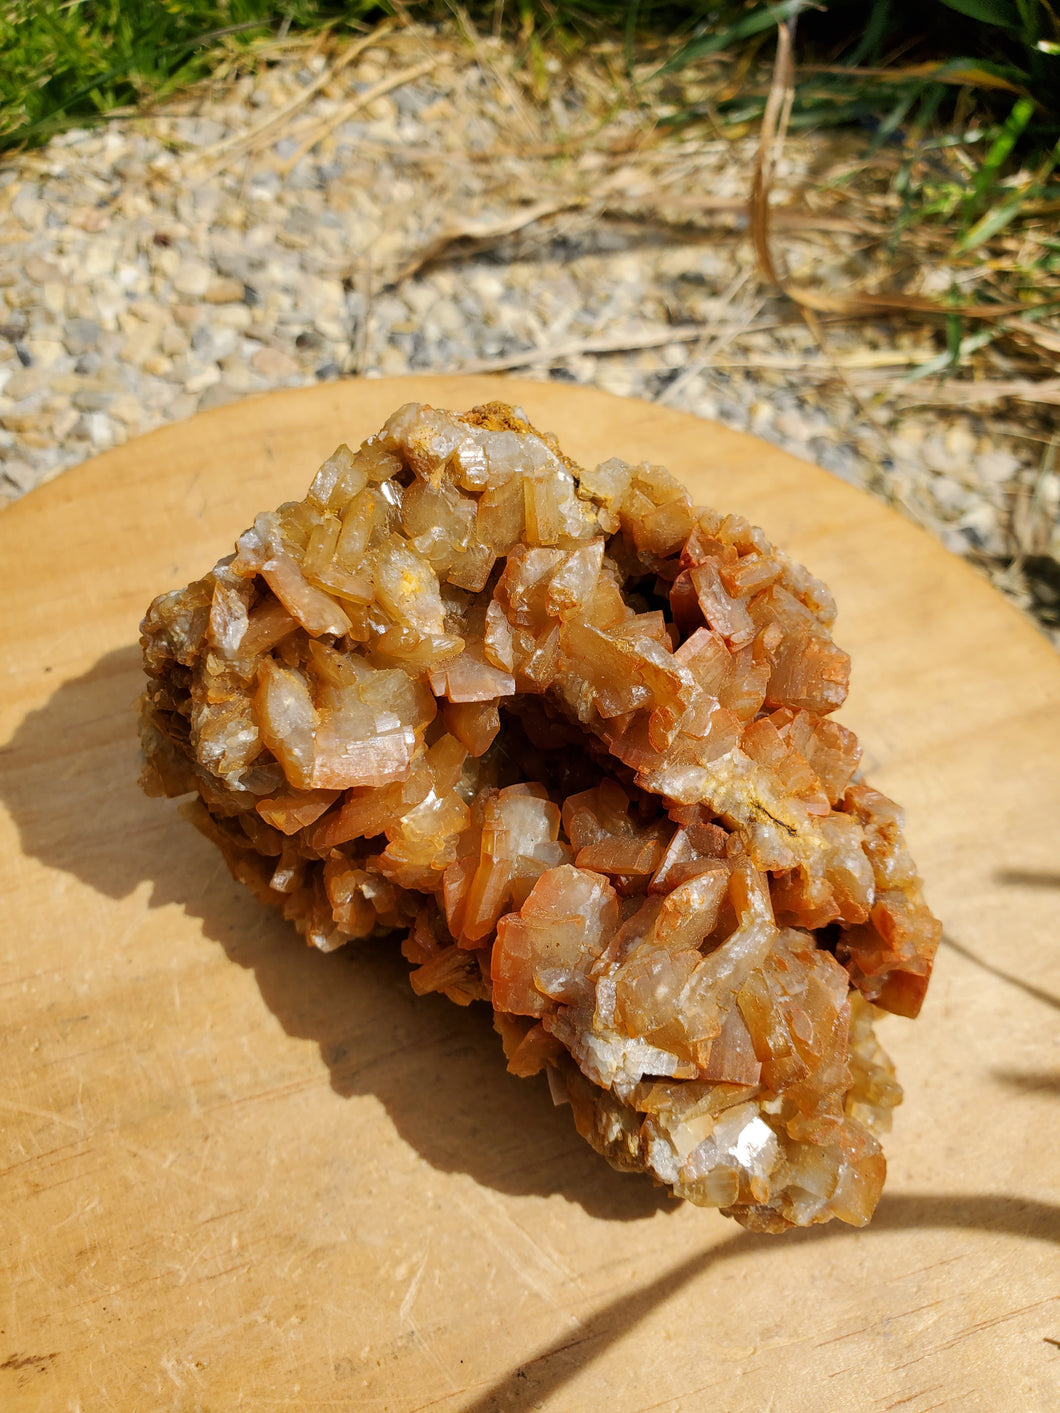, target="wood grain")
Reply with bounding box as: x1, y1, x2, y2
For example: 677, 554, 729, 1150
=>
1, 376, 1057, 1412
